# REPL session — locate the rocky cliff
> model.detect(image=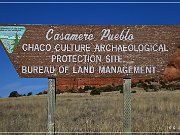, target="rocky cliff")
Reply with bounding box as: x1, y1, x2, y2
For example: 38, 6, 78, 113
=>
163, 48, 180, 80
